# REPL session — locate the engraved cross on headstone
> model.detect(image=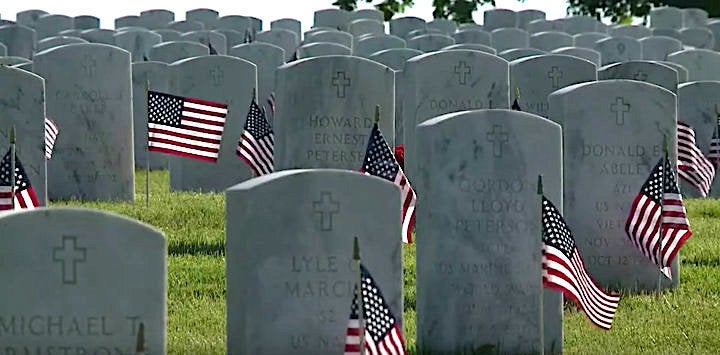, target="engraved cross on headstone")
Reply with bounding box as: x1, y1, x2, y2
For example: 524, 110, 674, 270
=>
486, 124, 509, 157
53, 236, 87, 285
313, 192, 340, 231
82, 55, 96, 77
611, 97, 630, 125
547, 66, 563, 89
332, 71, 351, 98
454, 61, 471, 85
633, 70, 648, 81
210, 66, 223, 86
